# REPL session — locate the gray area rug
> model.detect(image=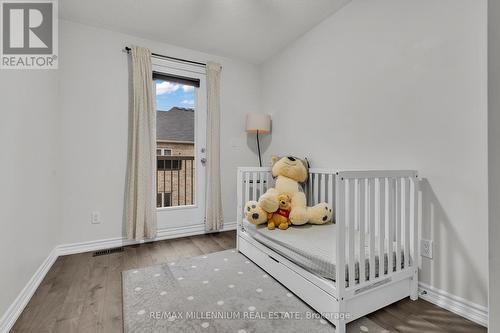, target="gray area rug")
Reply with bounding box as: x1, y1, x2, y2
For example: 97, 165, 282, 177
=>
122, 249, 389, 333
